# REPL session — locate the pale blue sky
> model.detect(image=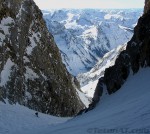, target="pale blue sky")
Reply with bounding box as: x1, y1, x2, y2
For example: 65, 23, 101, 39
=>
34, 0, 144, 9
